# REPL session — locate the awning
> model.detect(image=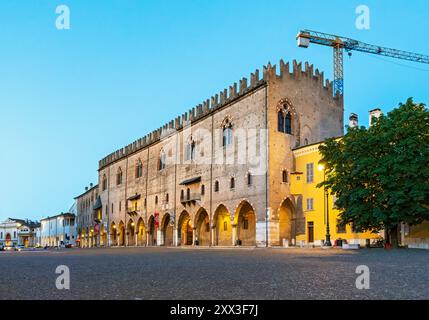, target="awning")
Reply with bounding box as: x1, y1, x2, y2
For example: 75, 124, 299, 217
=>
127, 194, 141, 201
93, 196, 102, 210
179, 176, 201, 185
